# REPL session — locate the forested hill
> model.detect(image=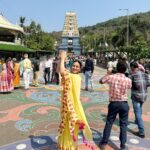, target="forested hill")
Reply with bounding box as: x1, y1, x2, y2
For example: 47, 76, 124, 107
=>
78, 11, 150, 50
79, 11, 150, 35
